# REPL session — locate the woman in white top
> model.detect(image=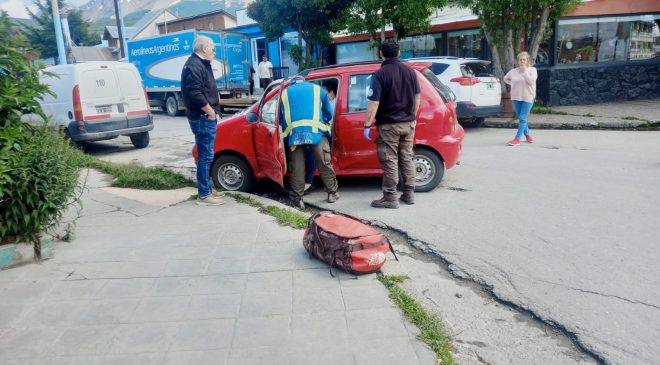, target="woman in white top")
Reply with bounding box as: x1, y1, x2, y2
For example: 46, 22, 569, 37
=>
503, 51, 537, 146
